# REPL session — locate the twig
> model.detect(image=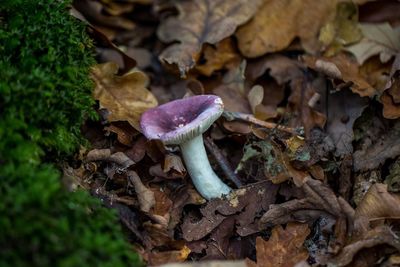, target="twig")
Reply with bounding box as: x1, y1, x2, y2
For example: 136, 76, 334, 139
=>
204, 137, 242, 188
222, 111, 303, 136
